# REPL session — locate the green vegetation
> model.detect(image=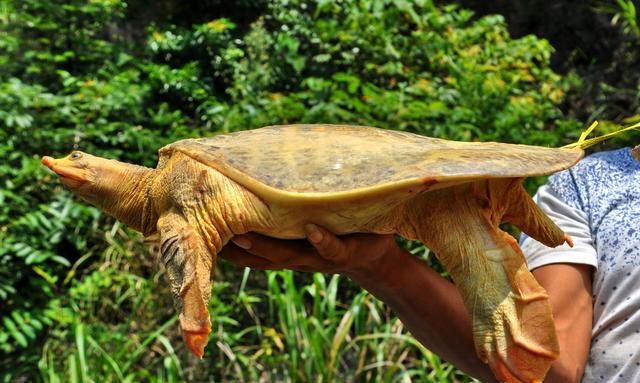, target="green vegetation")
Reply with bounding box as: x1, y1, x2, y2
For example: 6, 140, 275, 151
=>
1, 0, 637, 382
